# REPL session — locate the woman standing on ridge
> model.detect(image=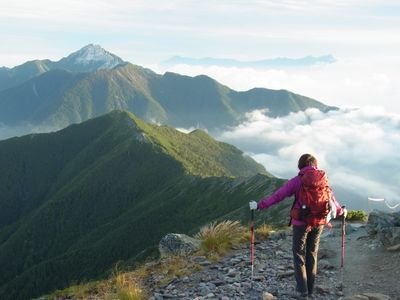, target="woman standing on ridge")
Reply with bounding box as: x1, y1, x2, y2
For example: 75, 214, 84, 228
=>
249, 153, 347, 299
